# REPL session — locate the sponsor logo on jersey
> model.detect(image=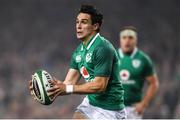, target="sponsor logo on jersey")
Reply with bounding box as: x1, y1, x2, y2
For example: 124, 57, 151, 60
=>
119, 69, 130, 81
76, 55, 81, 62
80, 66, 90, 79
86, 53, 92, 63
132, 59, 141, 68
119, 70, 136, 84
